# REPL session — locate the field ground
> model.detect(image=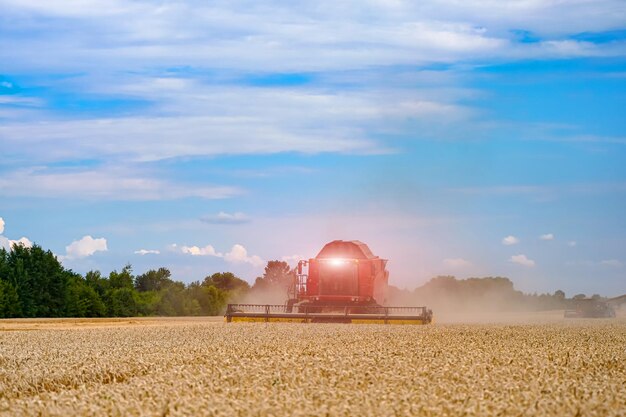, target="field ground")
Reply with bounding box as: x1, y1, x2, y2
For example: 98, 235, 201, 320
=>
1, 313, 625, 416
